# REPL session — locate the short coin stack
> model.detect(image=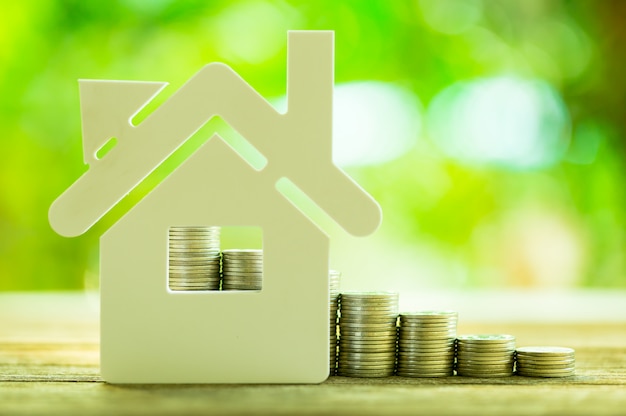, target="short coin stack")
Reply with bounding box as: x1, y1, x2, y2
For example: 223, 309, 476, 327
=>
516, 346, 575, 377
456, 334, 516, 377
329, 270, 341, 375
397, 311, 457, 377
168, 226, 221, 291
337, 292, 398, 377
221, 249, 263, 290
